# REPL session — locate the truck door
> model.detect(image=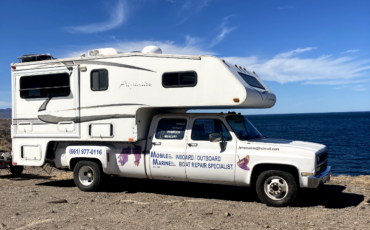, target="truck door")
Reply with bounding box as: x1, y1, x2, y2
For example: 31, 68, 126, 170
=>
185, 117, 236, 184
147, 116, 189, 180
